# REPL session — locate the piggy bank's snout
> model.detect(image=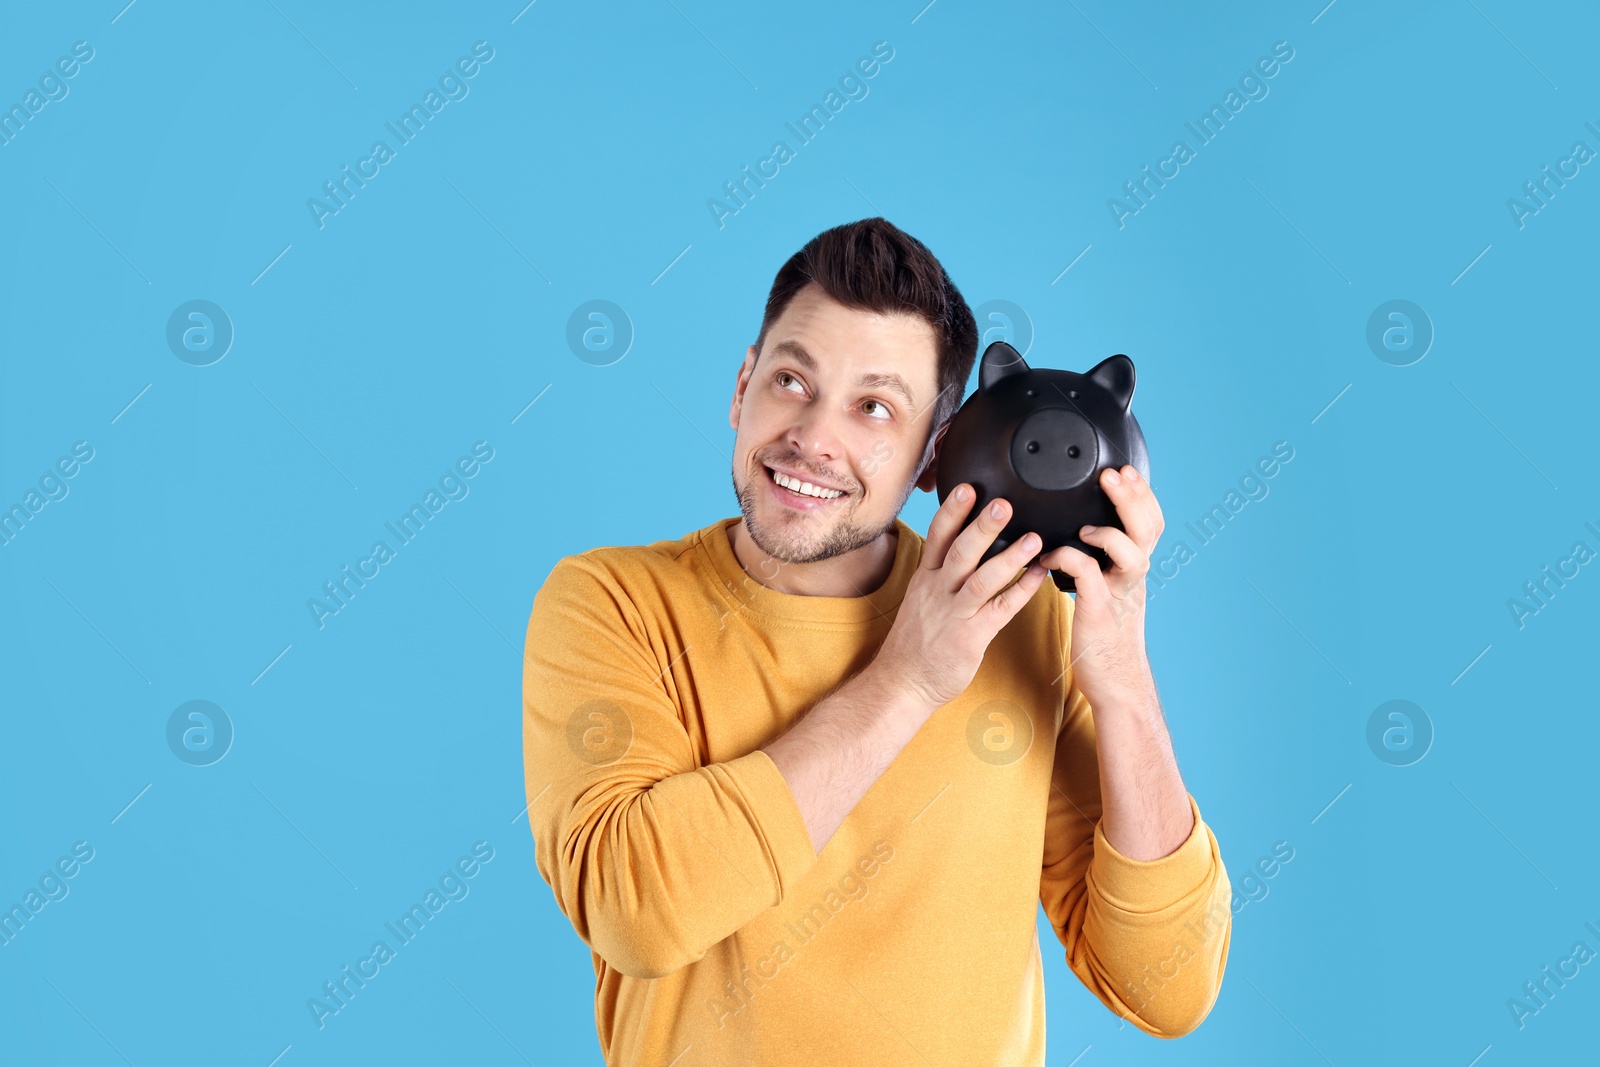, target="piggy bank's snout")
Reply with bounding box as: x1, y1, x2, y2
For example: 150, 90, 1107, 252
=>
1010, 408, 1099, 491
